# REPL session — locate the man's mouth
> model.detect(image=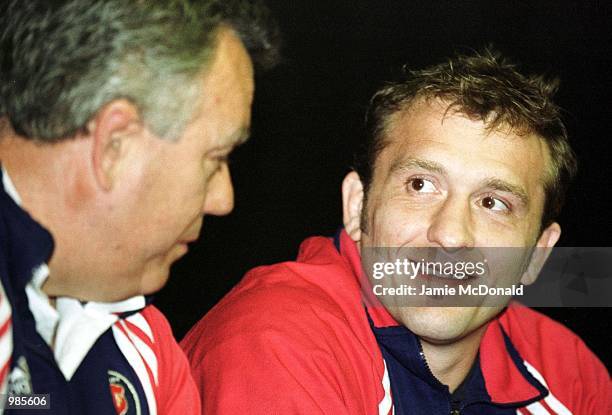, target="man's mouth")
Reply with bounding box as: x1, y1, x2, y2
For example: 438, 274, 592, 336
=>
426, 272, 477, 281
415, 273, 477, 285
